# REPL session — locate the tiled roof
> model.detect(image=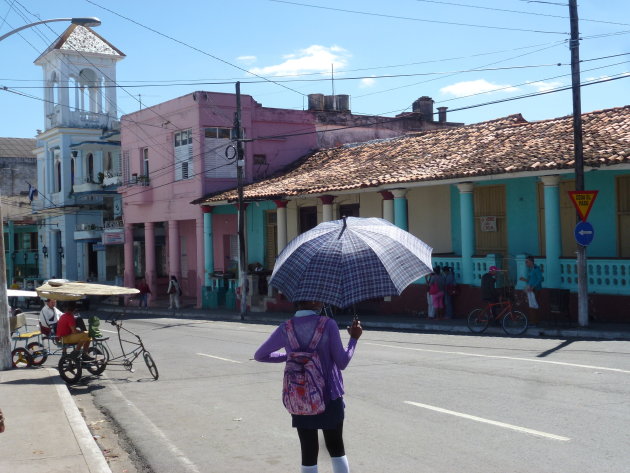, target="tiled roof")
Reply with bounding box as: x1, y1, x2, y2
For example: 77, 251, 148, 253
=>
0, 137, 37, 158
201, 106, 630, 204
35, 25, 125, 61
